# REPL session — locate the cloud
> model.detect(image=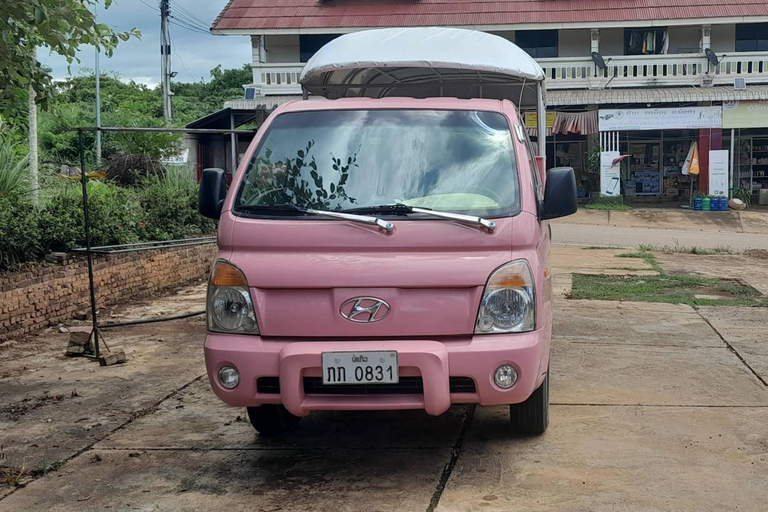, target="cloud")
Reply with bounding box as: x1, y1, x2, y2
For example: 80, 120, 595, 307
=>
38, 0, 251, 86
